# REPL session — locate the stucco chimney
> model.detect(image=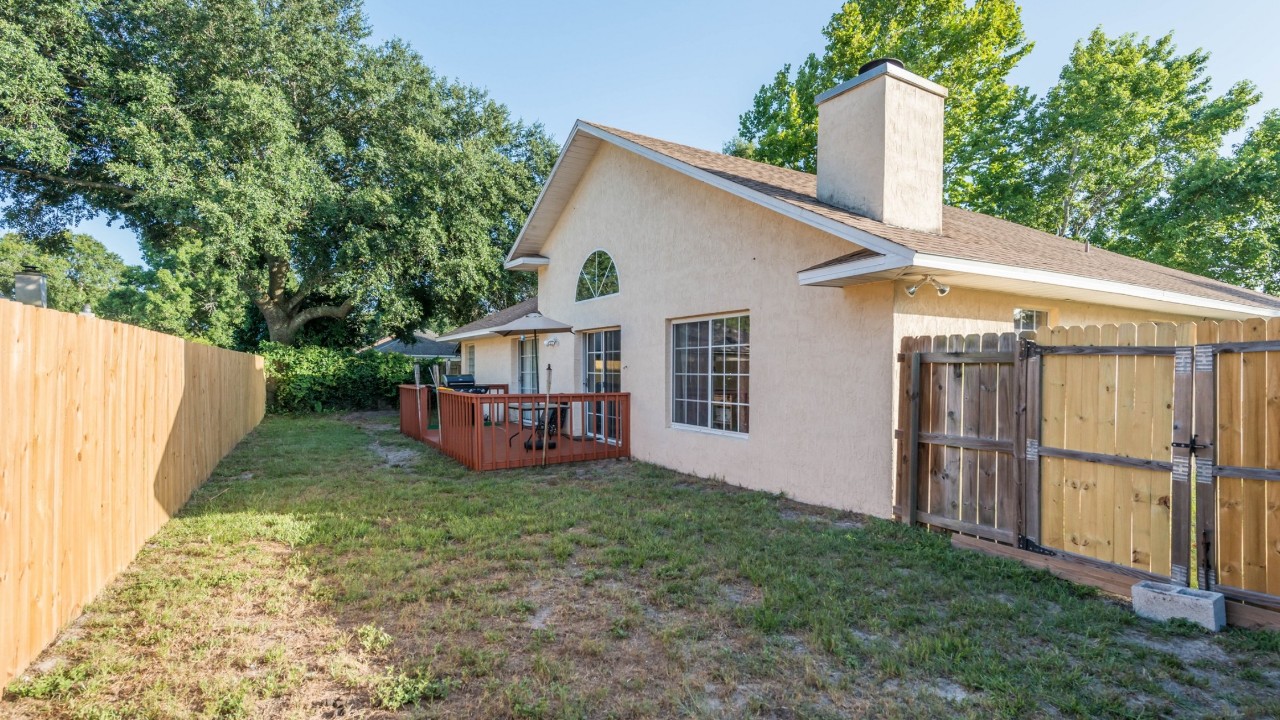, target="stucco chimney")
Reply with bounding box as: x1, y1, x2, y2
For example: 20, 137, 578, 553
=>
815, 59, 948, 234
